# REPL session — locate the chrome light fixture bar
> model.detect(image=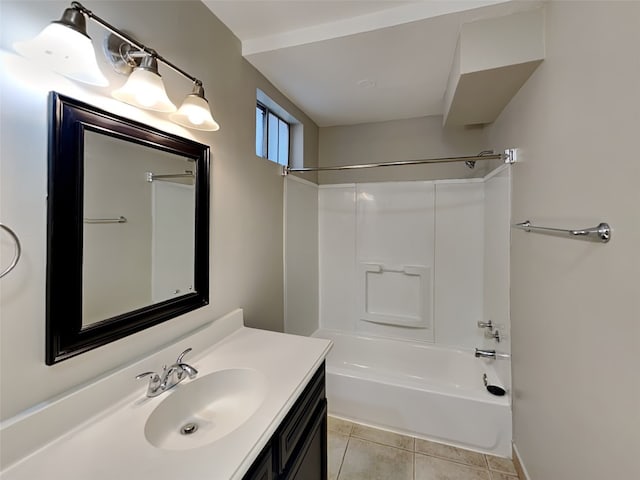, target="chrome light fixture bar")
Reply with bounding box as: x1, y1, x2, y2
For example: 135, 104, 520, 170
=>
14, 1, 220, 131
